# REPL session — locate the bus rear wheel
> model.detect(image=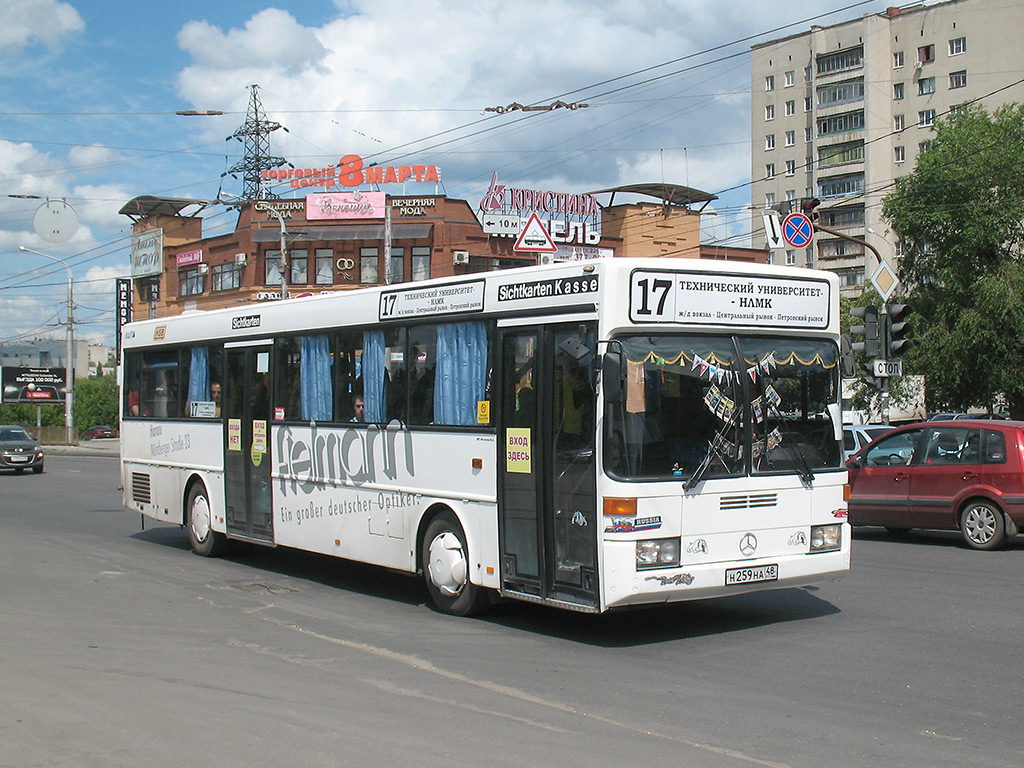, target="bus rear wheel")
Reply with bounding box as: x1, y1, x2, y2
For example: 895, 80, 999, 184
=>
186, 482, 227, 557
421, 512, 489, 616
